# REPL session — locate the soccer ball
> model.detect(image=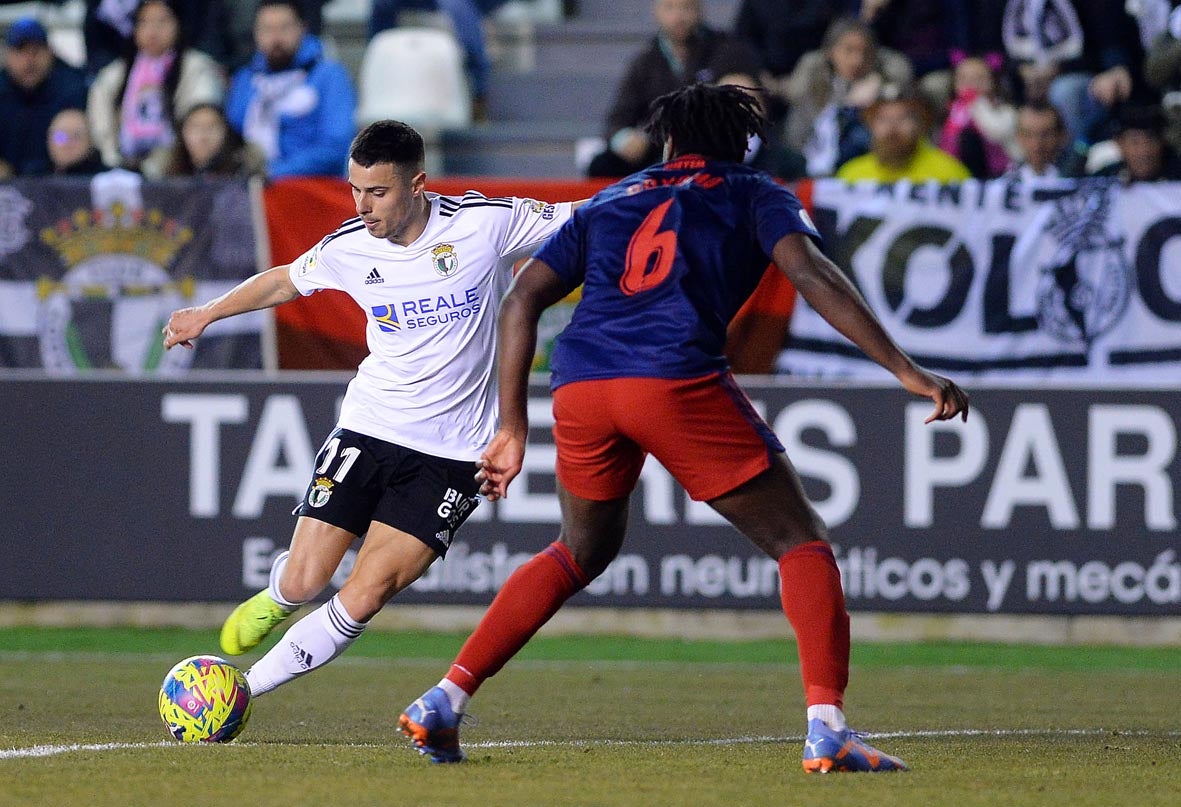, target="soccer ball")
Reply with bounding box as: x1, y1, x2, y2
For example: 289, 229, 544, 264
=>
158, 655, 252, 743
